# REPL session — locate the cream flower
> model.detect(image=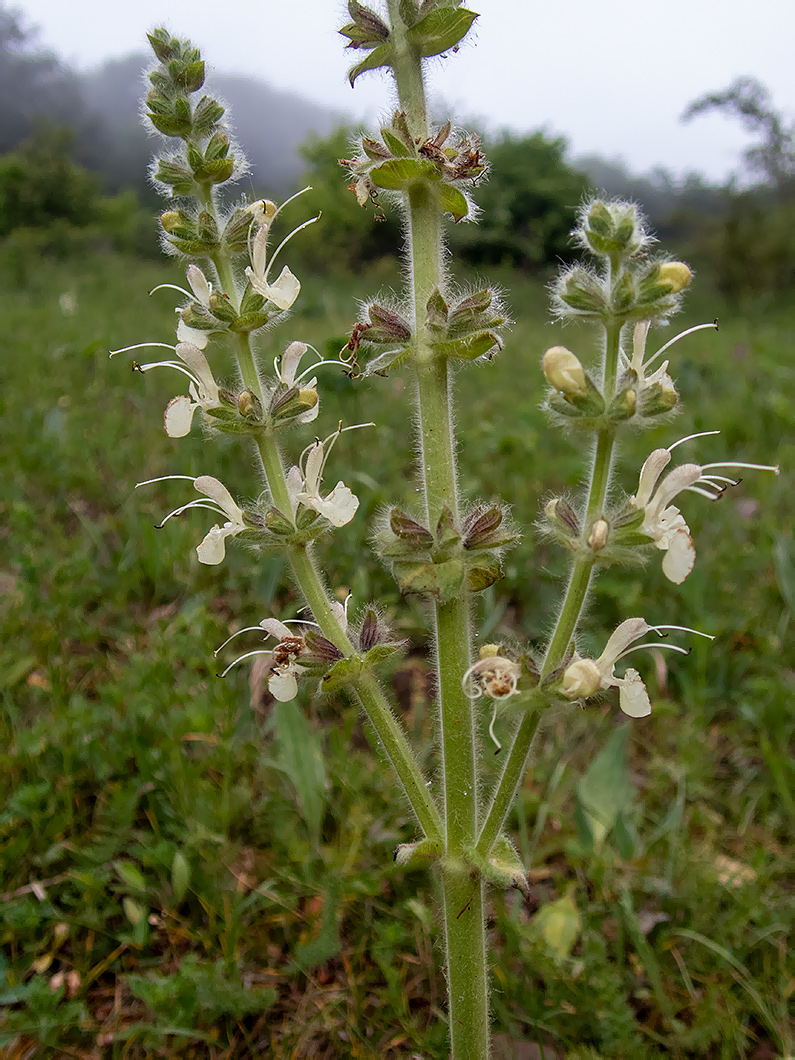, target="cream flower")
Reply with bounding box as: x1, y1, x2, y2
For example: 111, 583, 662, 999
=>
243, 191, 318, 312
110, 341, 221, 438
631, 432, 779, 584
136, 474, 247, 565
562, 618, 714, 718
281, 425, 370, 528
628, 319, 717, 390
214, 600, 349, 701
